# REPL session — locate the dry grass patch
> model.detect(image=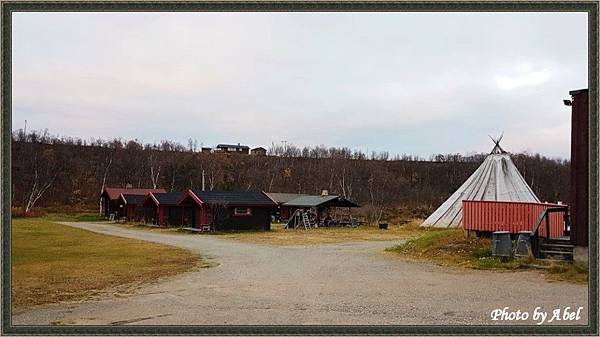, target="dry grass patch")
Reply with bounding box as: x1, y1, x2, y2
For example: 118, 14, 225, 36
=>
210, 219, 424, 245
386, 229, 588, 284
11, 218, 200, 310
